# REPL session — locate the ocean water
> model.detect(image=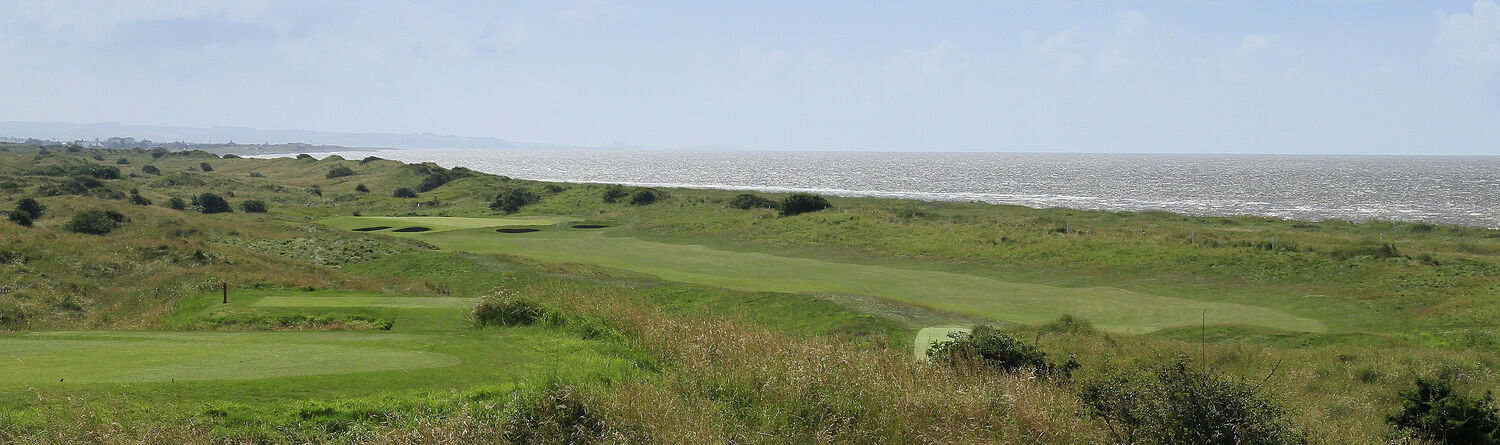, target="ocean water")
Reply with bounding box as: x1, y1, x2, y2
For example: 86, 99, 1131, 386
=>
272, 149, 1500, 228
